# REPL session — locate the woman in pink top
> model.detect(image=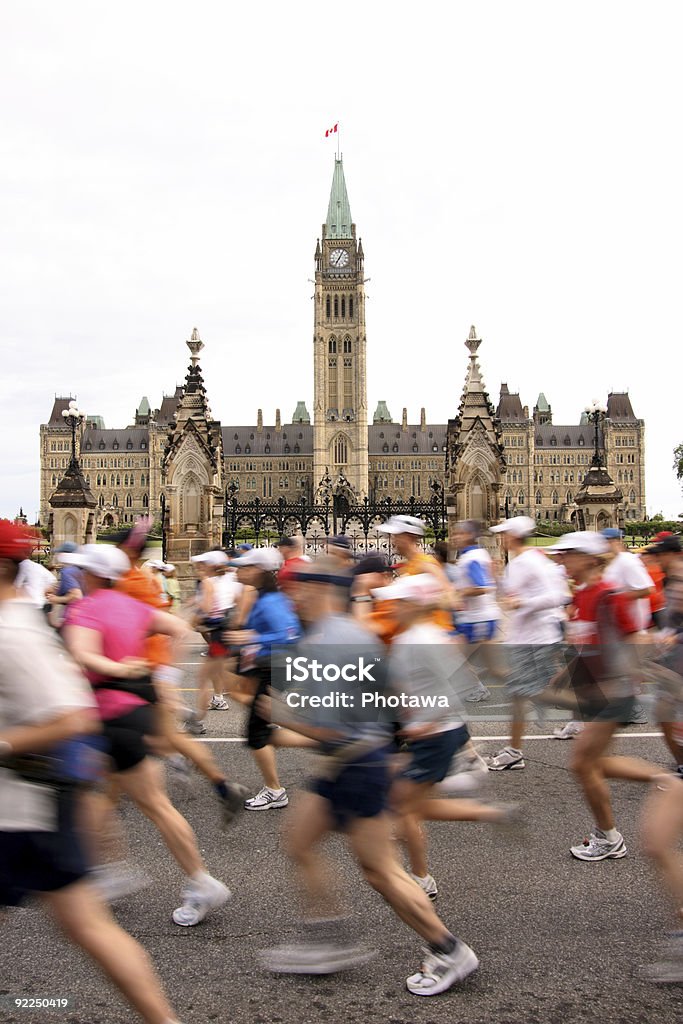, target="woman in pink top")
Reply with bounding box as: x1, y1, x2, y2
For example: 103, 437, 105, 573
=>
63, 544, 230, 928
